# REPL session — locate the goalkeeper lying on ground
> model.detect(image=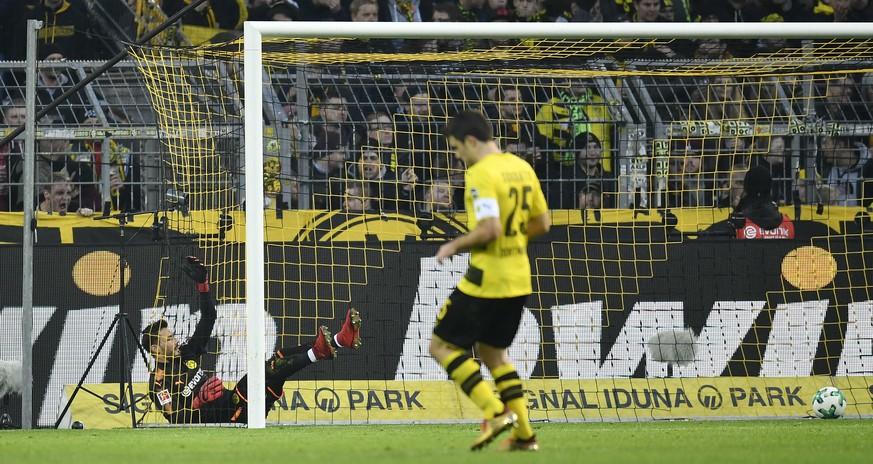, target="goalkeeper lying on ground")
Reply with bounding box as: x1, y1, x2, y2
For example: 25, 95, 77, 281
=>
140, 256, 362, 424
